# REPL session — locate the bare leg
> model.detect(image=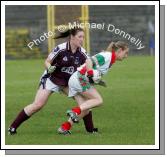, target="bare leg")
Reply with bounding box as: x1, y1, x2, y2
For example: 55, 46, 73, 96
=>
66, 87, 103, 125
58, 88, 97, 134
24, 88, 52, 116
61, 87, 90, 125
78, 87, 103, 111
9, 88, 52, 132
